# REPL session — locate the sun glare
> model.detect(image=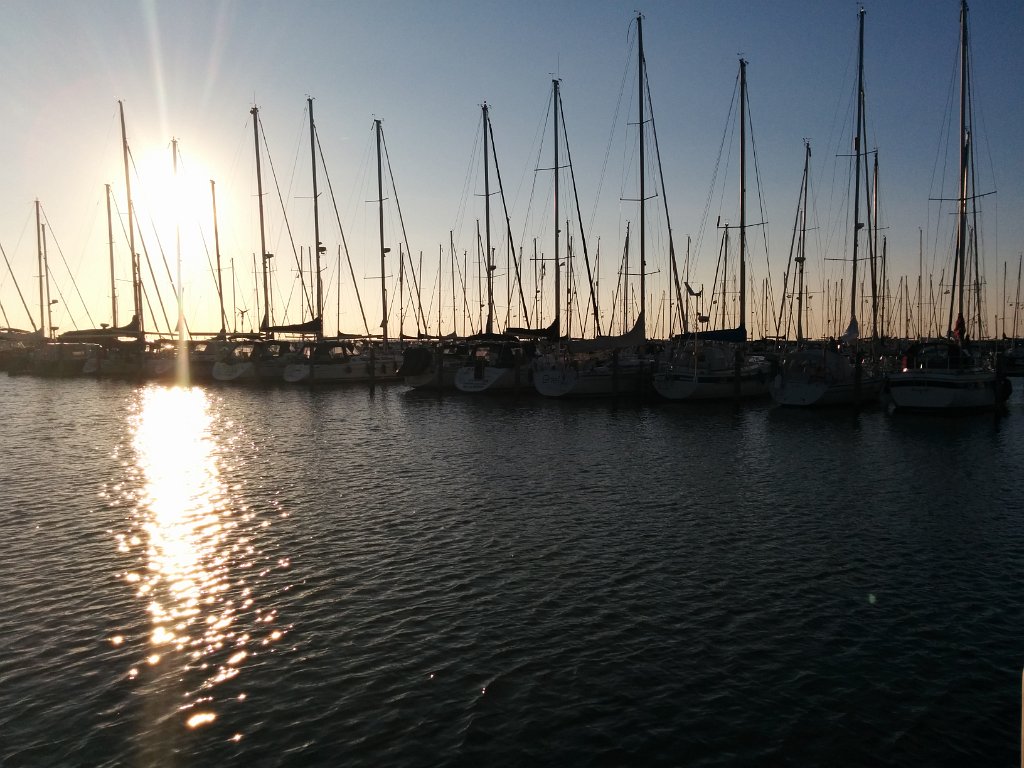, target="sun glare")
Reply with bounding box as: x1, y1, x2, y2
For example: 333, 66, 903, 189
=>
133, 146, 216, 288
127, 386, 247, 727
